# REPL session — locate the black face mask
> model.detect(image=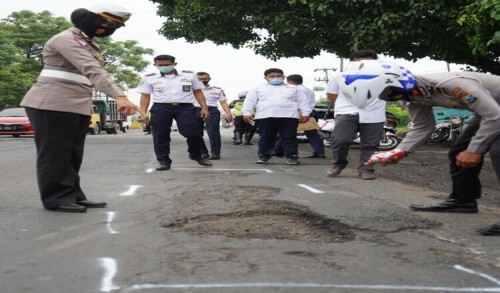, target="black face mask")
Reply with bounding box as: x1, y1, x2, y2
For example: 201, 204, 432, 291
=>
95, 27, 116, 38
202, 81, 209, 86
